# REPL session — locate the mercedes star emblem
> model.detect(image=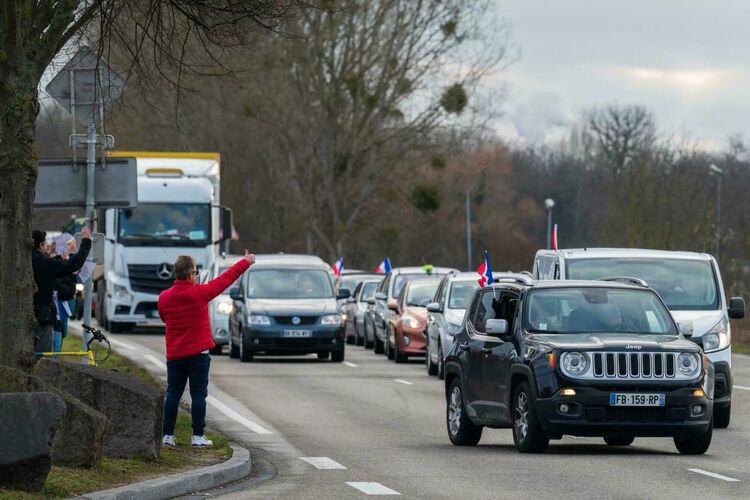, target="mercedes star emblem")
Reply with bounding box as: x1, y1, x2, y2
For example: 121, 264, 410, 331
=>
157, 263, 173, 280
292, 316, 301, 325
